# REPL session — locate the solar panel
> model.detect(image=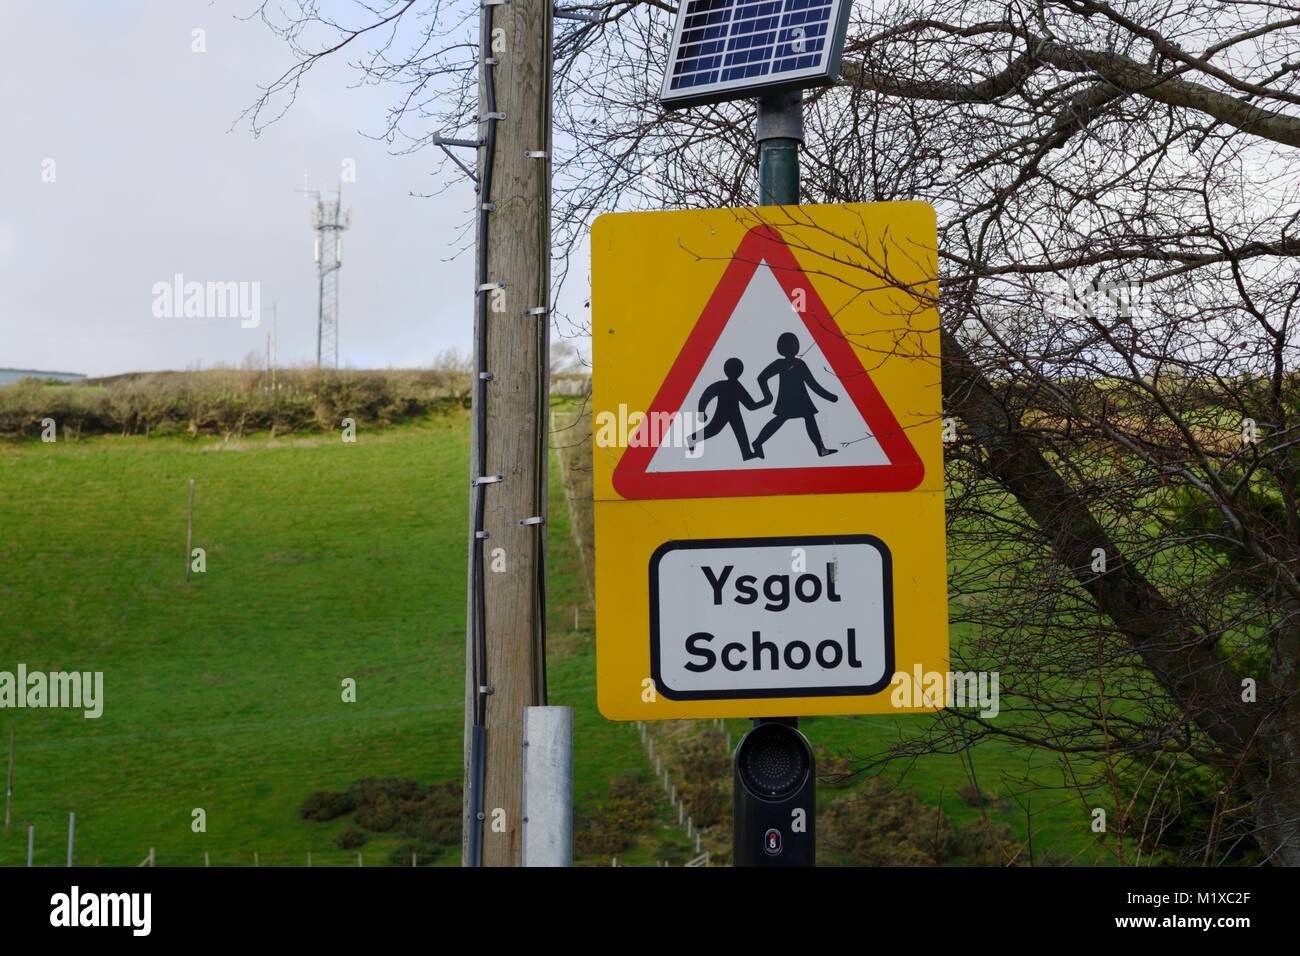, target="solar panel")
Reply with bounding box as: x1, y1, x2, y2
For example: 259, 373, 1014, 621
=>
659, 0, 852, 108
